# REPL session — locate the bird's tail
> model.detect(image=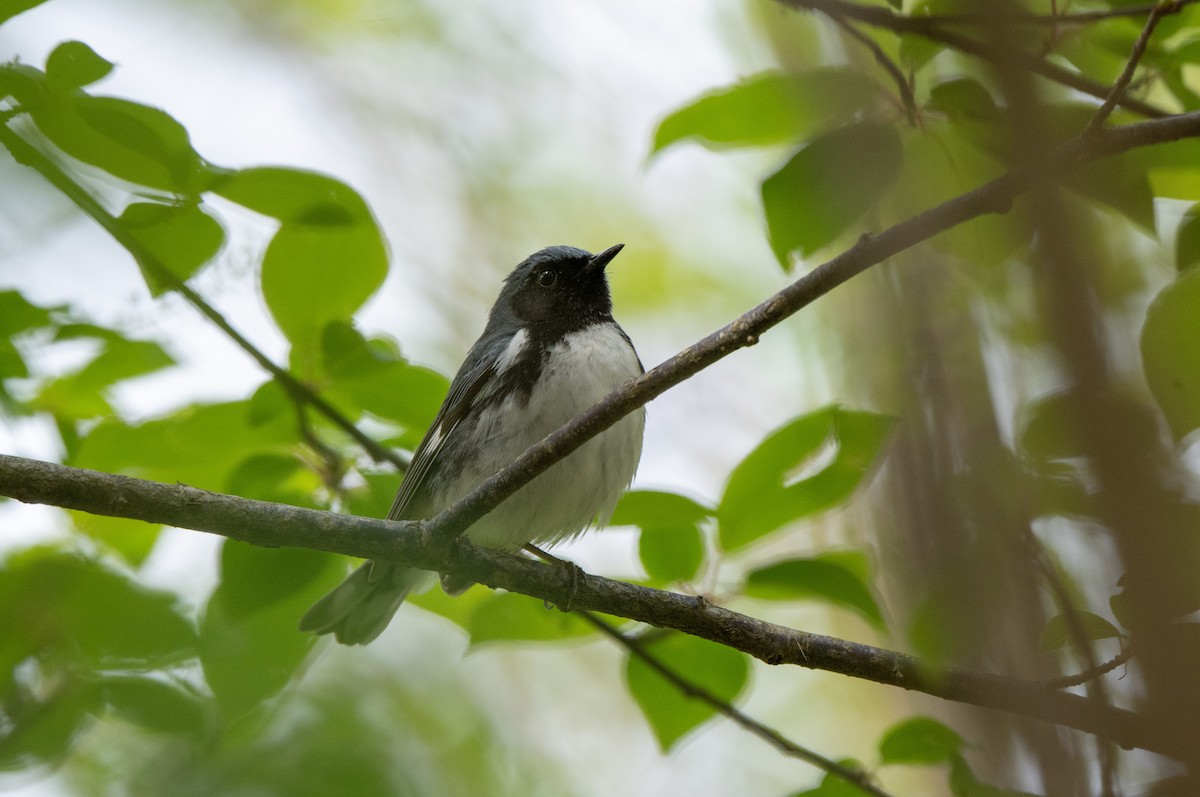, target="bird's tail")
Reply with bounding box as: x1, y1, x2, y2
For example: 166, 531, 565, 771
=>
300, 560, 425, 645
